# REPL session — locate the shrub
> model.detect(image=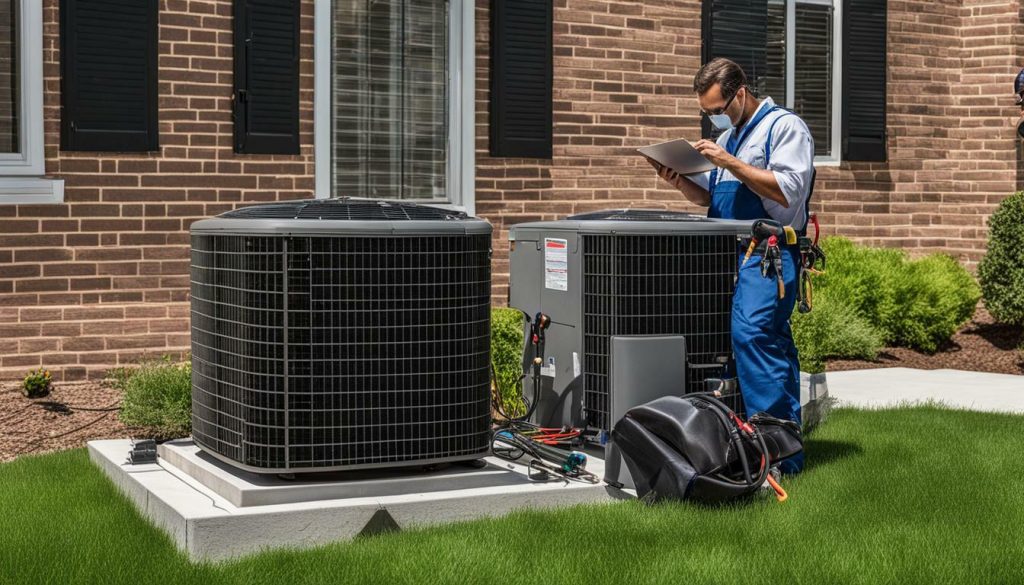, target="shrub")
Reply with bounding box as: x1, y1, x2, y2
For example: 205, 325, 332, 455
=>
978, 192, 1024, 325
793, 236, 980, 364
792, 294, 884, 374
491, 307, 526, 418
117, 358, 192, 439
22, 368, 52, 398
816, 236, 905, 344
889, 254, 981, 353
